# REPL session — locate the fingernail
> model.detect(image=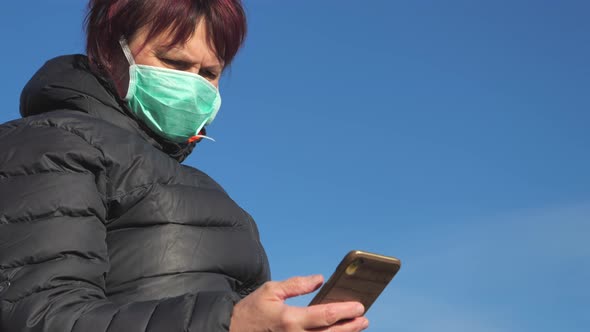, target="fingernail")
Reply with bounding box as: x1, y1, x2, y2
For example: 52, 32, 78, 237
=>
356, 303, 365, 315
362, 318, 370, 329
